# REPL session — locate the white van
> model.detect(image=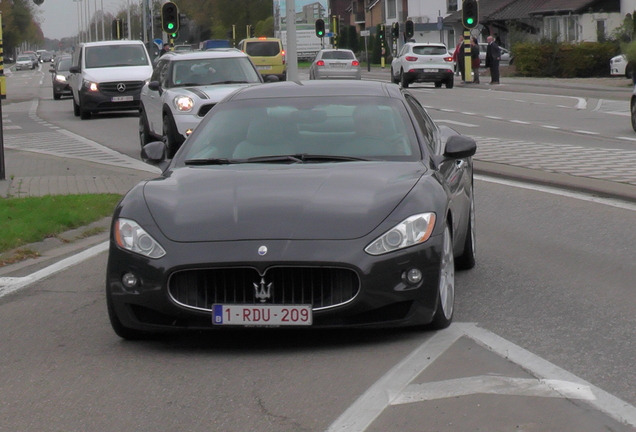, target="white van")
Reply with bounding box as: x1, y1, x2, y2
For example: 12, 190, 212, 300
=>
69, 40, 153, 119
